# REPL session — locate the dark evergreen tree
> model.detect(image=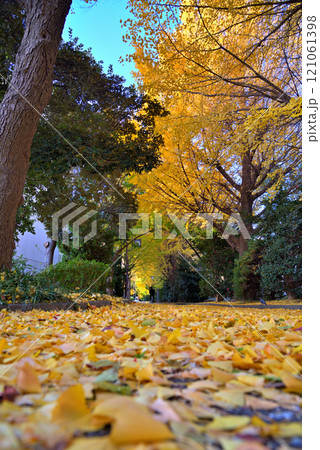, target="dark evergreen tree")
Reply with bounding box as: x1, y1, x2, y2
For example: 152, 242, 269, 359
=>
18, 37, 167, 263
192, 227, 236, 299
233, 183, 302, 301
258, 185, 302, 299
